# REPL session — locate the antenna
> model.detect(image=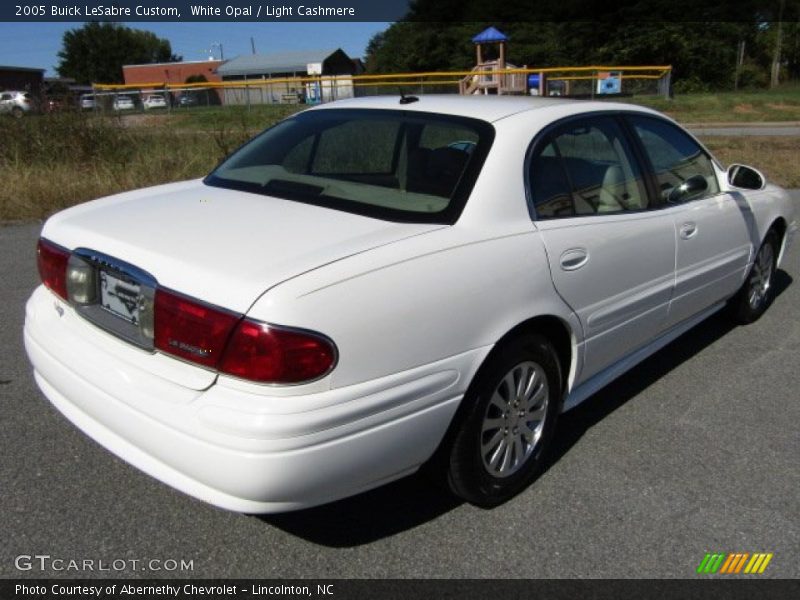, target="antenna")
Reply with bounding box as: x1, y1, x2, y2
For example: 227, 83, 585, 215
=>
398, 88, 419, 105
